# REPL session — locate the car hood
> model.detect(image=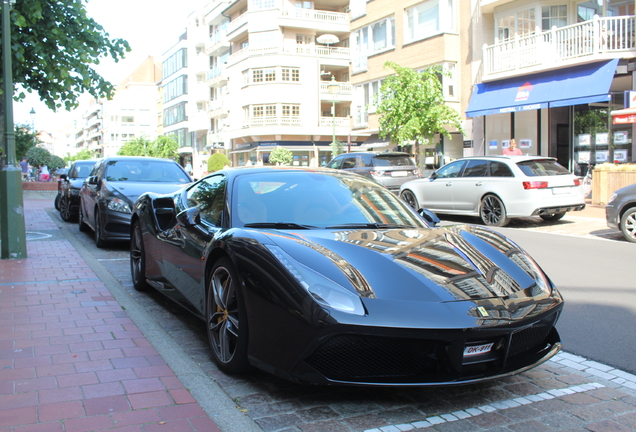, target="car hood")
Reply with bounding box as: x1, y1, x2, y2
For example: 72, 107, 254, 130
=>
261, 224, 557, 311
107, 182, 188, 203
